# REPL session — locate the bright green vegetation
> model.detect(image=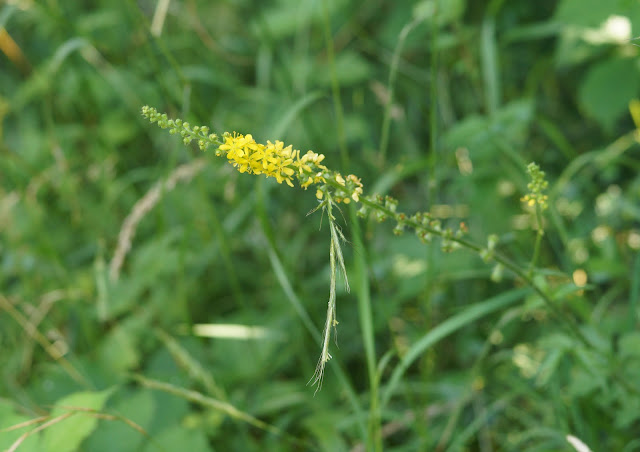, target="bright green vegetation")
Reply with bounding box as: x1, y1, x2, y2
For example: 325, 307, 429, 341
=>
1, 1, 640, 451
